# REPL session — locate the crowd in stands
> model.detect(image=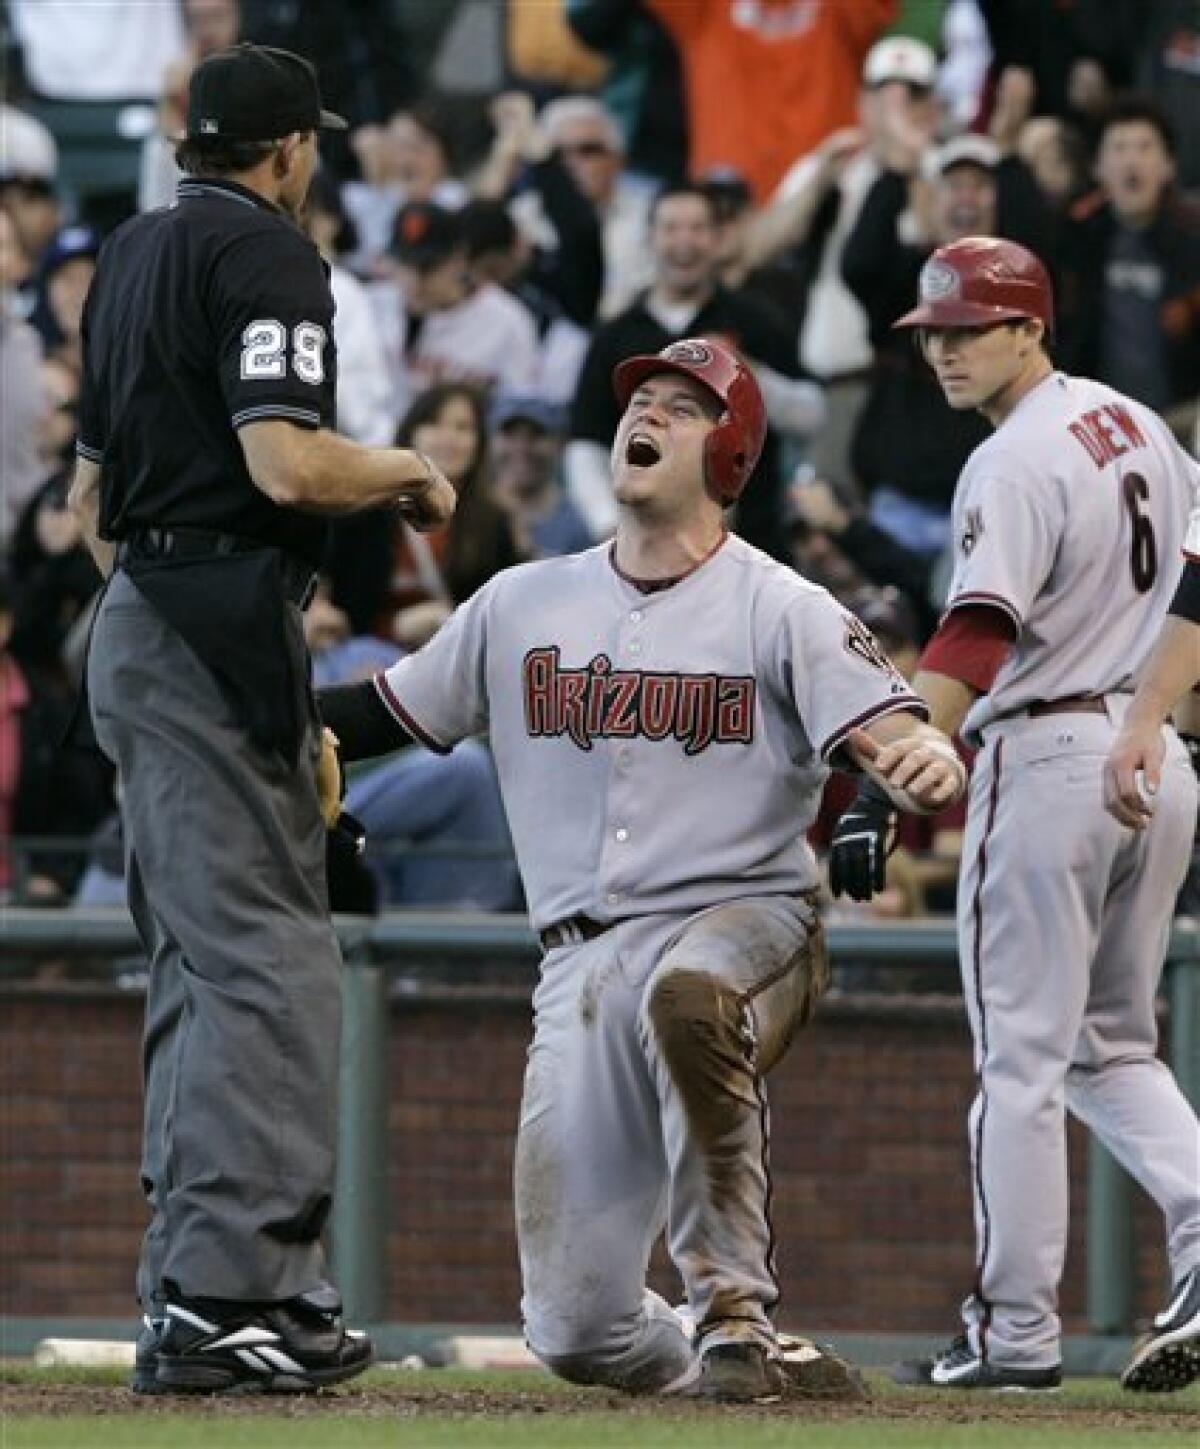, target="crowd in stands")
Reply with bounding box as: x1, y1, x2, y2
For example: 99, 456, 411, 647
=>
2, 0, 1197, 919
